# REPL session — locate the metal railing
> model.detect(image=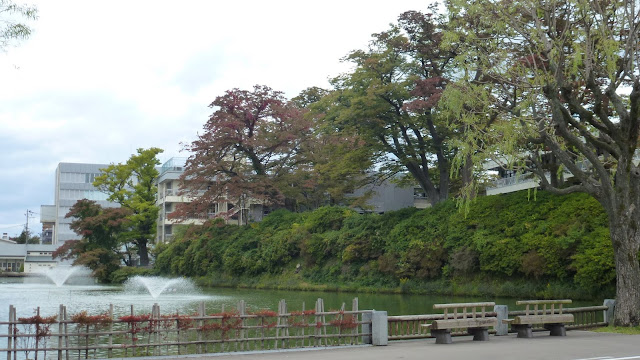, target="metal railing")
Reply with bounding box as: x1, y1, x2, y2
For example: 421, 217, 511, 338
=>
487, 174, 537, 189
